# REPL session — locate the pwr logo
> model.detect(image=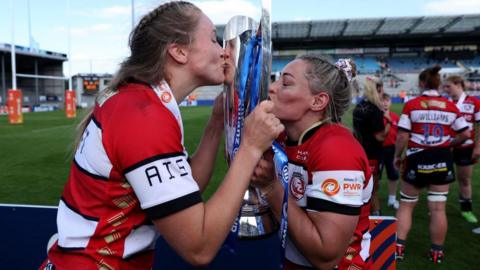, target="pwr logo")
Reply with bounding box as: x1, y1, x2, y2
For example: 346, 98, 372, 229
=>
321, 178, 340, 196
343, 178, 362, 197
